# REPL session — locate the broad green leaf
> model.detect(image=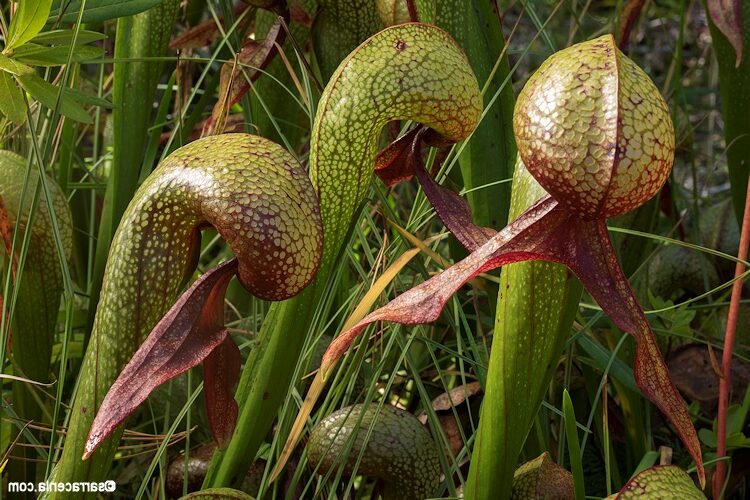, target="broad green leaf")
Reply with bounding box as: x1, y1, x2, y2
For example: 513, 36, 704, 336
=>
699, 428, 750, 449
0, 53, 34, 76
0, 72, 27, 123
48, 0, 166, 24
31, 29, 107, 45
727, 433, 750, 448
727, 384, 750, 434
17, 74, 92, 123
698, 428, 715, 447
12, 43, 104, 66
64, 87, 113, 109
648, 292, 696, 338
700, 388, 750, 449
6, 0, 53, 50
